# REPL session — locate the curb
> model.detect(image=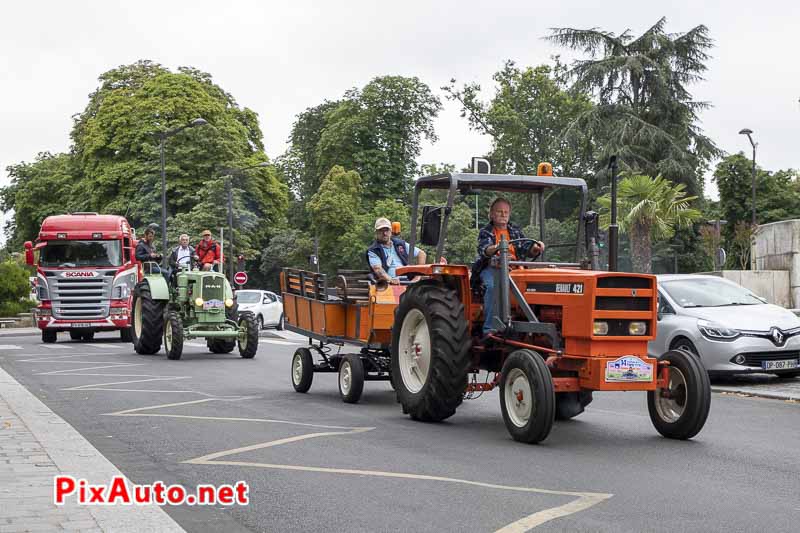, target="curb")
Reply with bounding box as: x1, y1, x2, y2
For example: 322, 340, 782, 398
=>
712, 385, 800, 402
